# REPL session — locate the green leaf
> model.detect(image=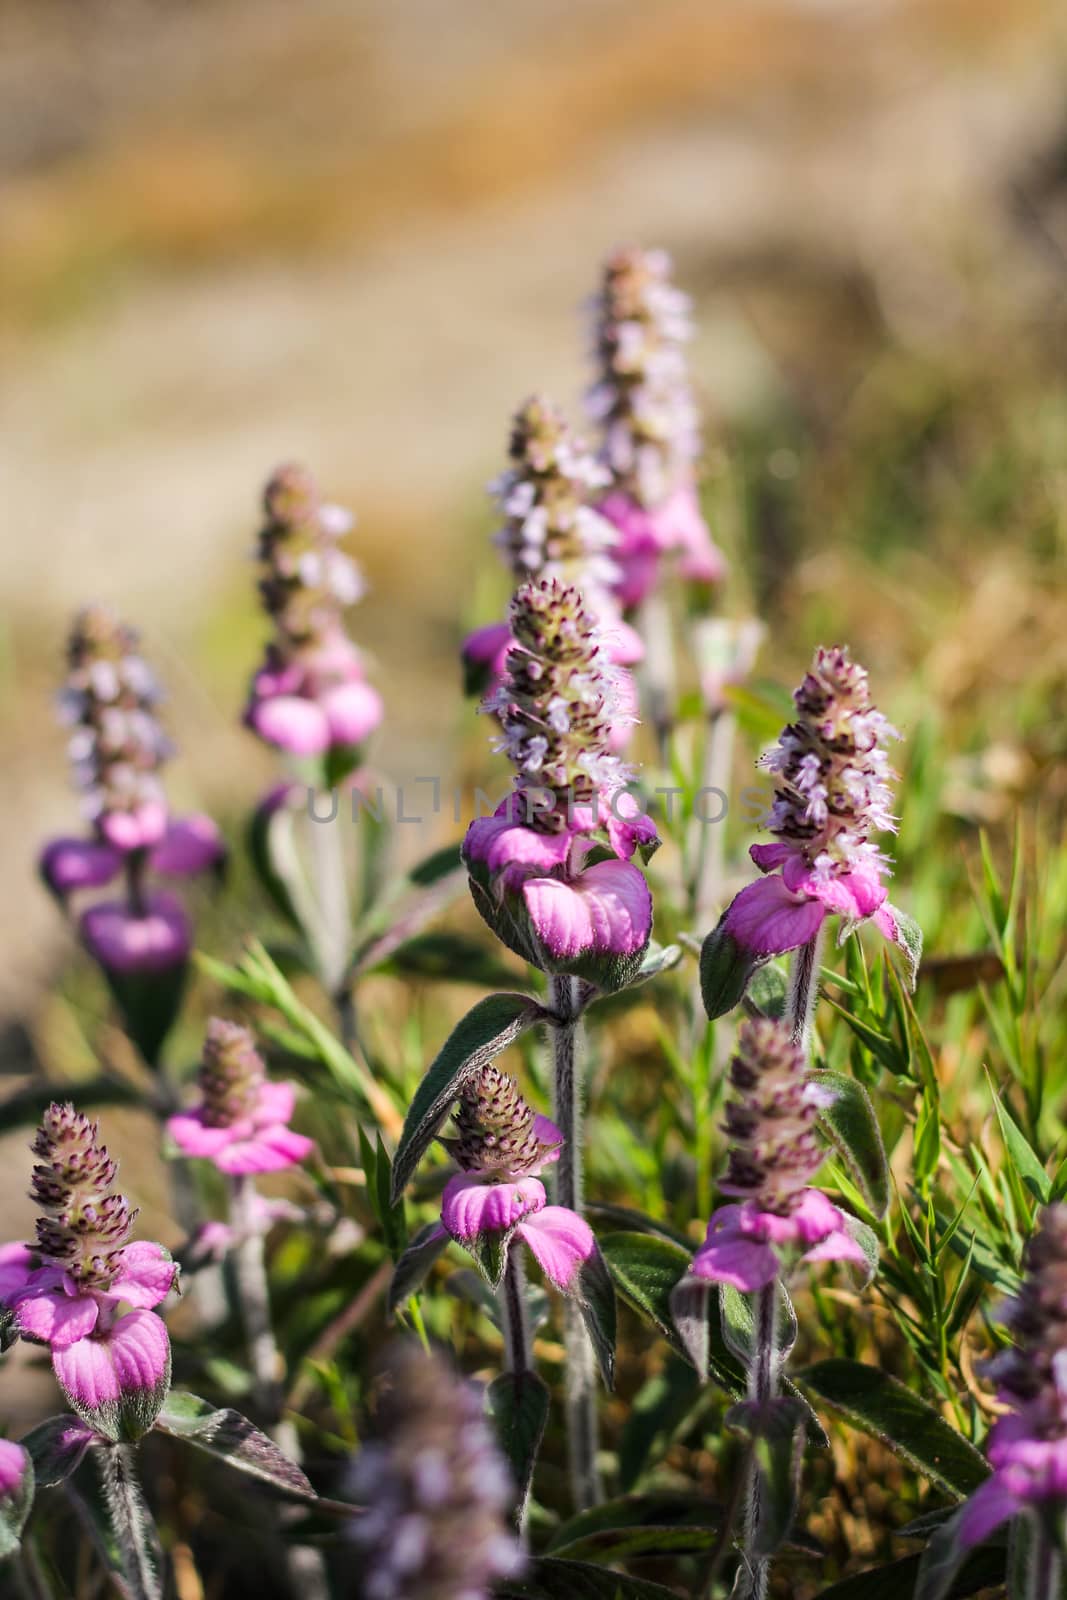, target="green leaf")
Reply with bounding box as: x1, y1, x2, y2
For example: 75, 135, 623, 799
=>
815, 1544, 1005, 1599
407, 843, 464, 887
0, 1081, 144, 1136
245, 788, 304, 933
719, 1283, 798, 1369
669, 1275, 710, 1378
0, 1441, 33, 1558
629, 942, 684, 986
797, 1360, 989, 1498
463, 1226, 510, 1290
811, 1070, 890, 1218
21, 1414, 95, 1488
727, 1396, 807, 1557
497, 1557, 684, 1599
700, 921, 763, 1020
991, 1093, 1051, 1204
154, 1392, 316, 1499
387, 1220, 450, 1314
913, 1509, 973, 1600
547, 1491, 724, 1559
390, 992, 546, 1200
600, 1232, 744, 1395
487, 1370, 550, 1519
576, 1242, 617, 1390
746, 961, 789, 1019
